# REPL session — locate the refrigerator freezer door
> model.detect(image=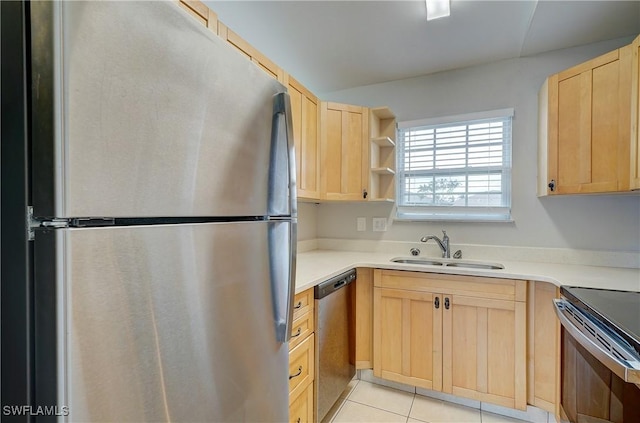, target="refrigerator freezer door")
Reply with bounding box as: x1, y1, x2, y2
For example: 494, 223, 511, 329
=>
60, 221, 290, 422
32, 1, 289, 218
